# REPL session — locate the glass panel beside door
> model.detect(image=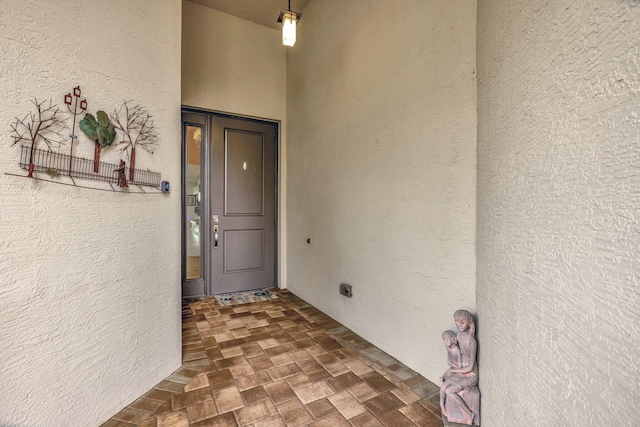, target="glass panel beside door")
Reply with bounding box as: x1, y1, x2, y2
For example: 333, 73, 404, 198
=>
182, 111, 208, 298
185, 125, 202, 280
